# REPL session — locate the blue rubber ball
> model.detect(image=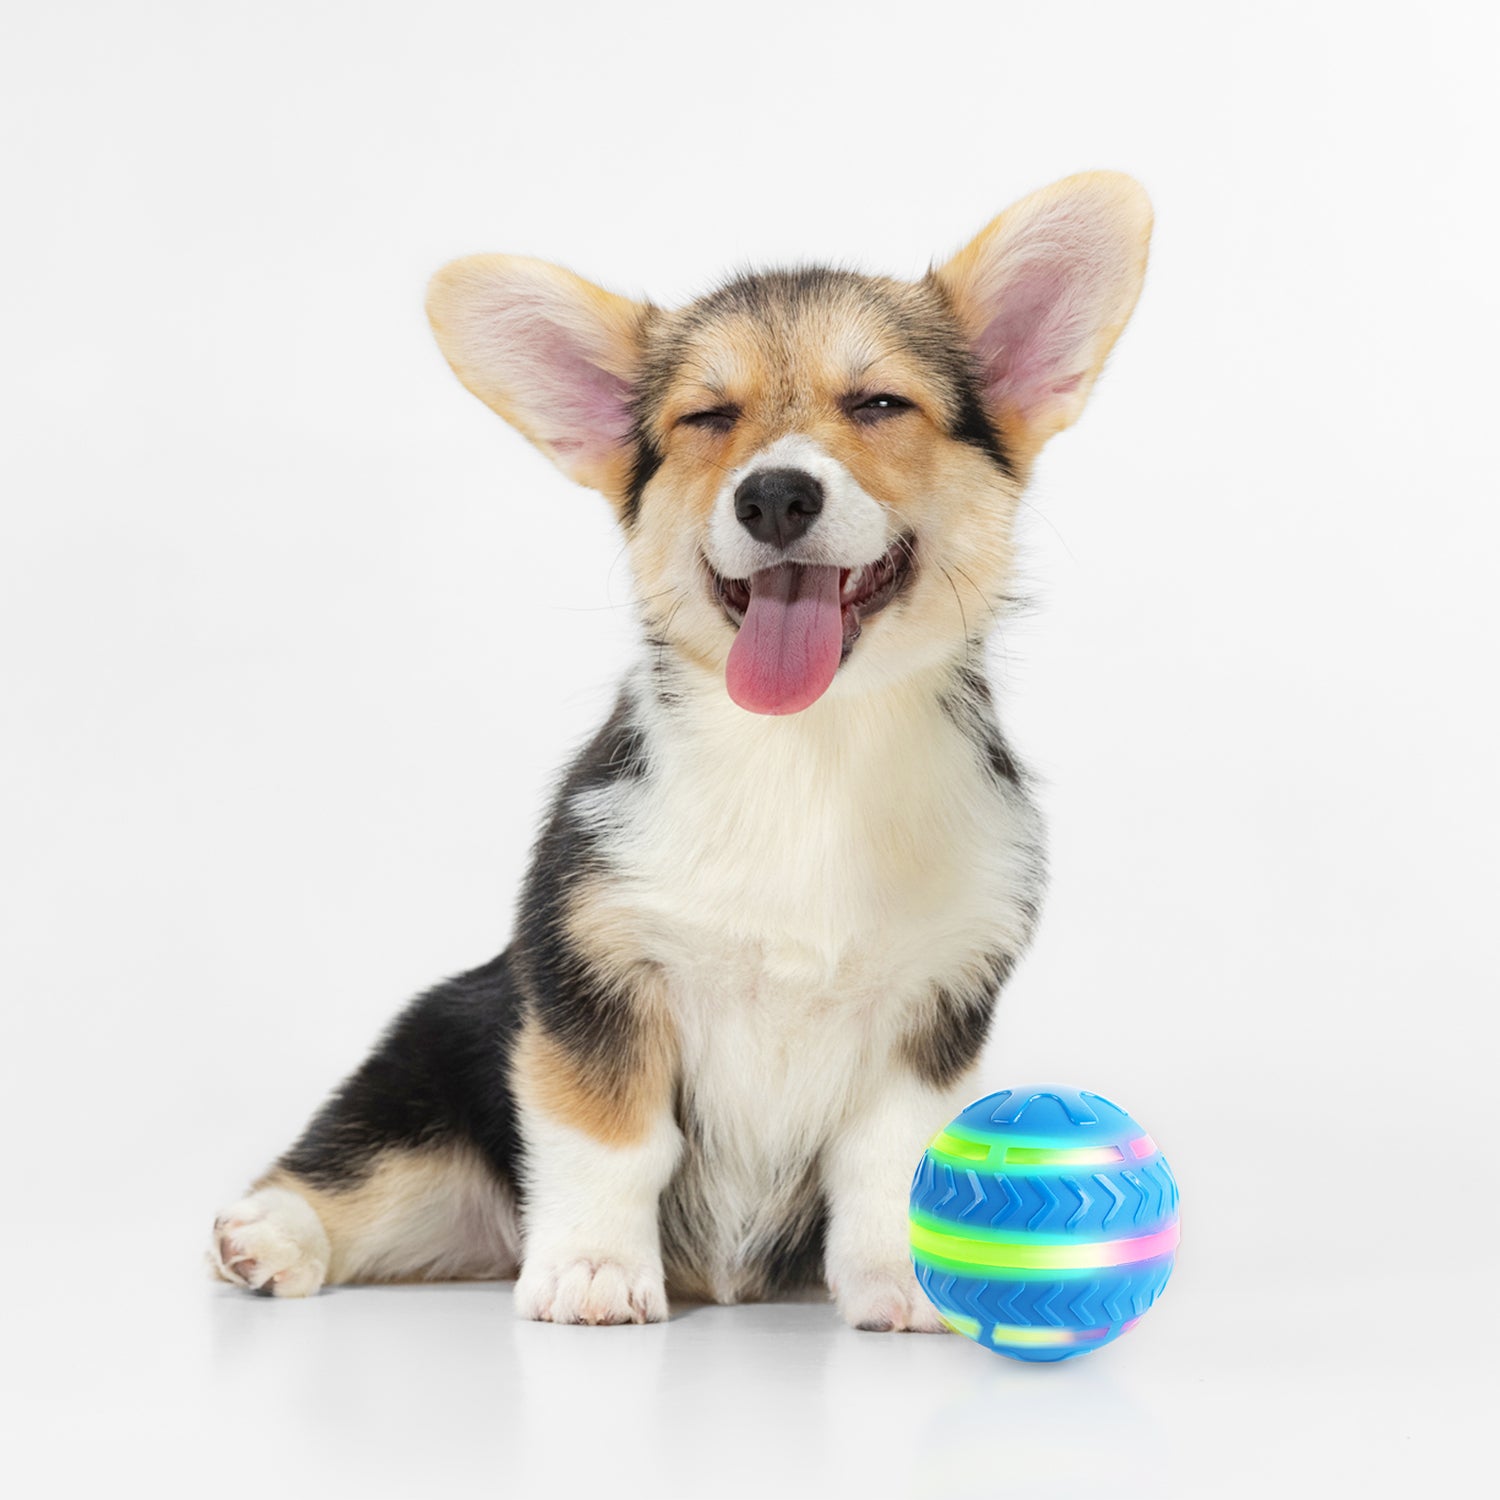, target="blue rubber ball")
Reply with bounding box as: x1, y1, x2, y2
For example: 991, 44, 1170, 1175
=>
909, 1085, 1179, 1362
